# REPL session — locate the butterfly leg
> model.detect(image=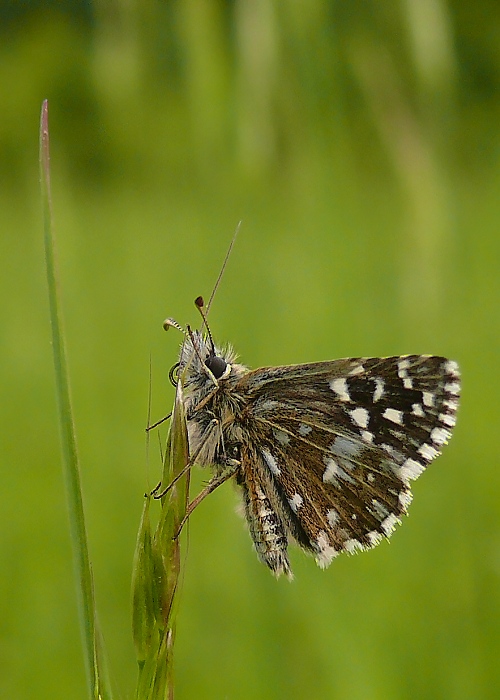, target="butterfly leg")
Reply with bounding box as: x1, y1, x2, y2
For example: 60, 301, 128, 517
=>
153, 417, 221, 499
173, 462, 239, 539
152, 461, 192, 499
